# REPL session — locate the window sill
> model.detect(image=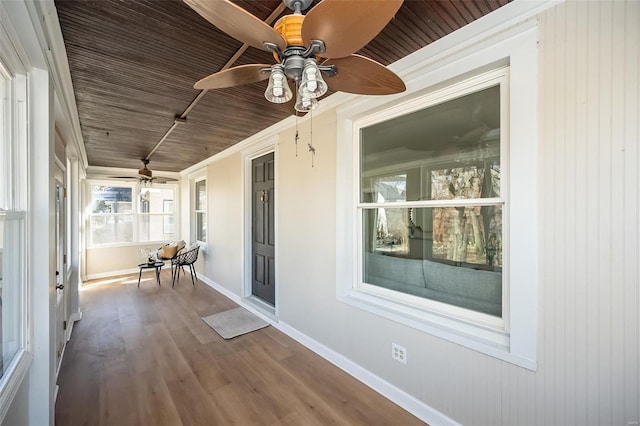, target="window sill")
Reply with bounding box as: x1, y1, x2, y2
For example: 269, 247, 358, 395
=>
0, 350, 33, 423
339, 288, 536, 371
